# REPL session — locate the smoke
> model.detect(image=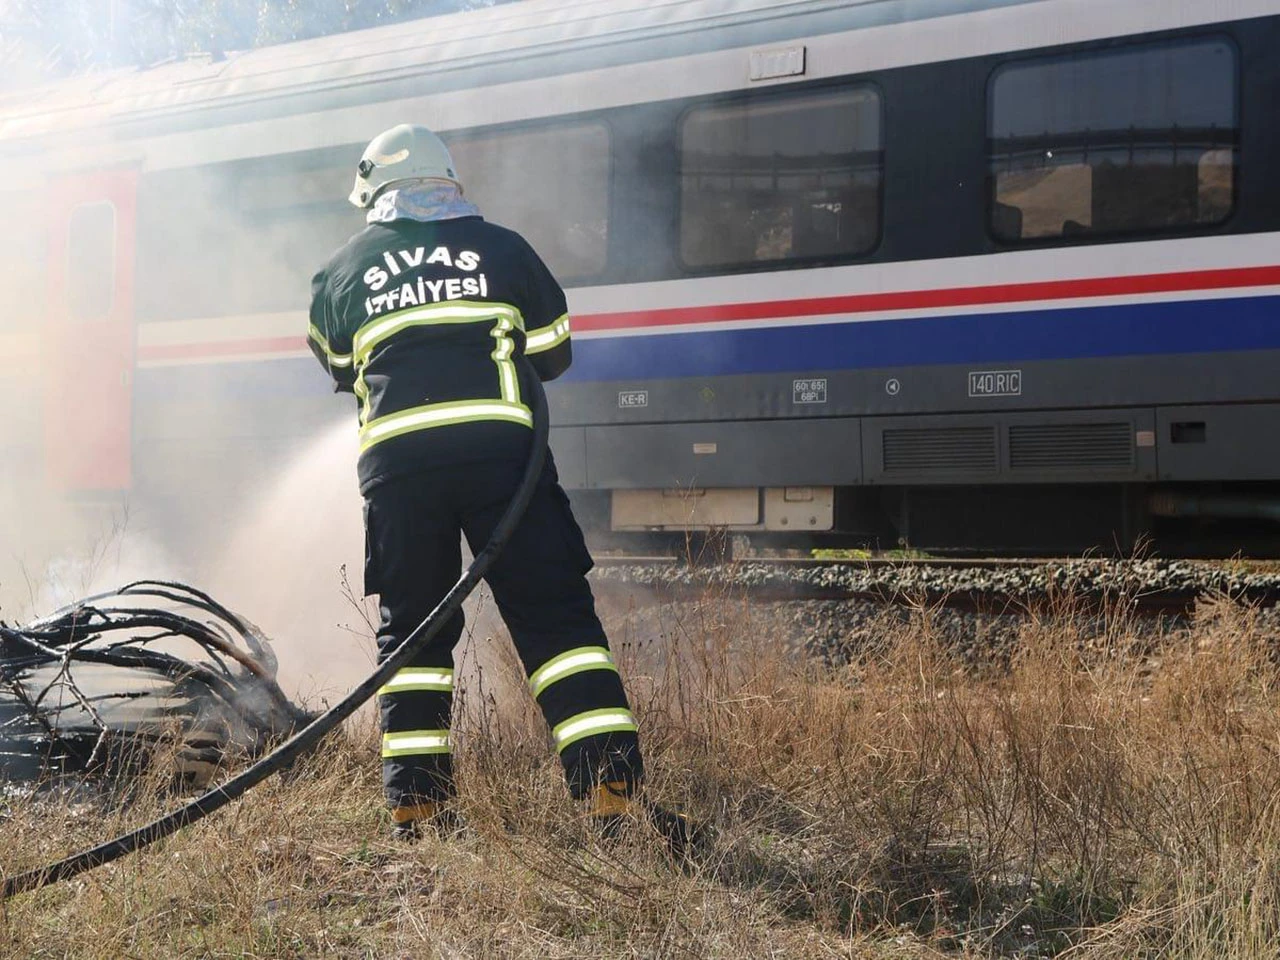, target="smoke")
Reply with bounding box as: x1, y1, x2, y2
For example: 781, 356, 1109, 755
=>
0, 0, 561, 705
0, 478, 186, 621
0, 0, 510, 84
205, 419, 373, 700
